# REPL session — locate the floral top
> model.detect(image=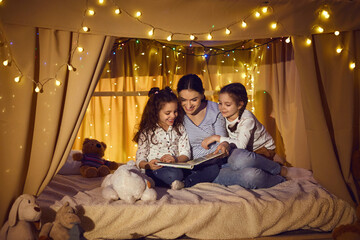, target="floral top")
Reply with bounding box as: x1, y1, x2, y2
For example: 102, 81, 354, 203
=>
135, 124, 191, 168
